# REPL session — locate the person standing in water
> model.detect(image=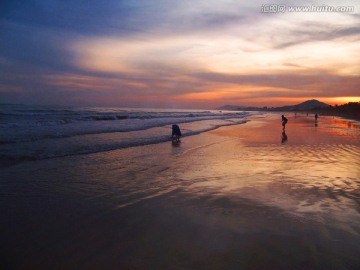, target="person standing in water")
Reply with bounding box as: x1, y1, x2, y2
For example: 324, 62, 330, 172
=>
281, 115, 288, 130
172, 124, 182, 142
